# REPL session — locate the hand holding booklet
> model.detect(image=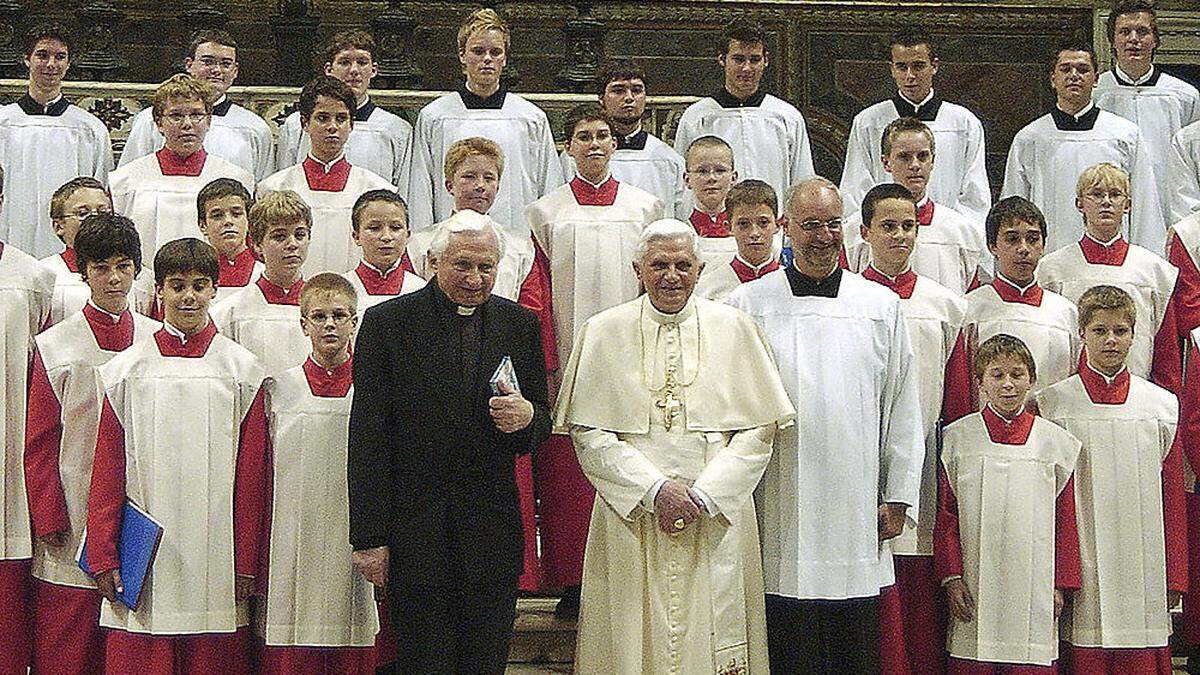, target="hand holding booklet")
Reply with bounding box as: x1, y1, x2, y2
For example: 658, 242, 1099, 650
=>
77, 499, 164, 610
490, 355, 521, 396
